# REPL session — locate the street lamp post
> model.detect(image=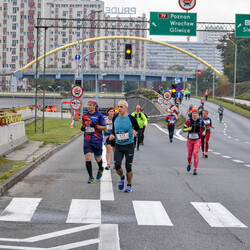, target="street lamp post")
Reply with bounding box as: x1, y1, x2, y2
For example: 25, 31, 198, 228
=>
204, 42, 216, 99
81, 10, 103, 73
81, 10, 102, 114
49, 85, 61, 106
227, 39, 237, 106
